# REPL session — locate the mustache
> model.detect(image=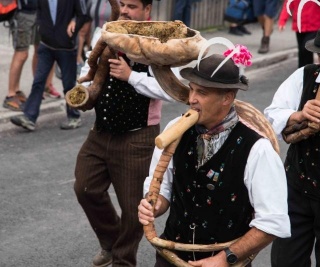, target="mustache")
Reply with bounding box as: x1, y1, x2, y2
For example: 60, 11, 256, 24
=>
119, 14, 131, 20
